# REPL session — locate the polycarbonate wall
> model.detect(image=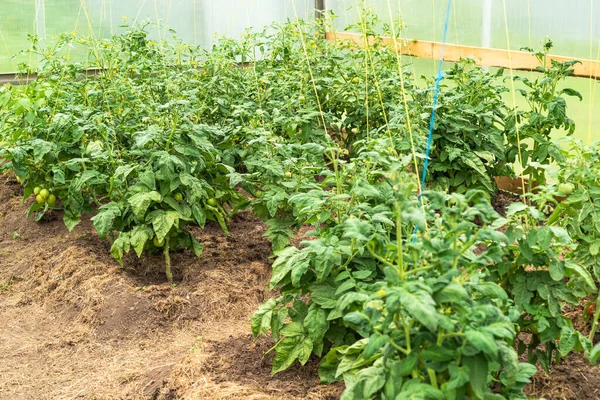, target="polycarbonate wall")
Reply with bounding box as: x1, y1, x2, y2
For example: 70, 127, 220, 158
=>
1, 1, 599, 143
328, 0, 599, 59
0, 0, 312, 73
328, 0, 600, 144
